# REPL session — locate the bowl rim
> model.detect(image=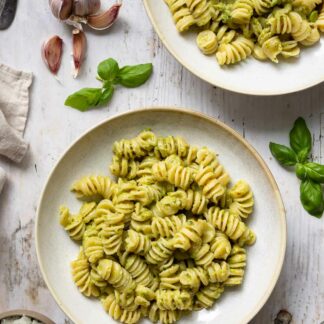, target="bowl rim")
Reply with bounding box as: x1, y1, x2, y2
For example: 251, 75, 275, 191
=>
35, 107, 287, 324
143, 0, 323, 96
0, 309, 55, 323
